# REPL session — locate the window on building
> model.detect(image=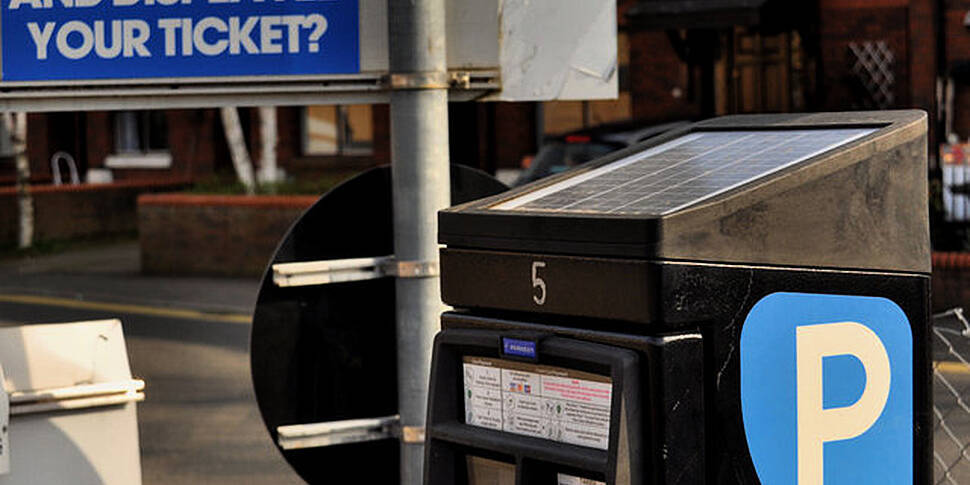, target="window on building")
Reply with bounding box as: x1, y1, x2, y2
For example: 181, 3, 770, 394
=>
0, 120, 15, 158
303, 105, 374, 156
106, 110, 171, 169
115, 111, 167, 153
542, 95, 634, 136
